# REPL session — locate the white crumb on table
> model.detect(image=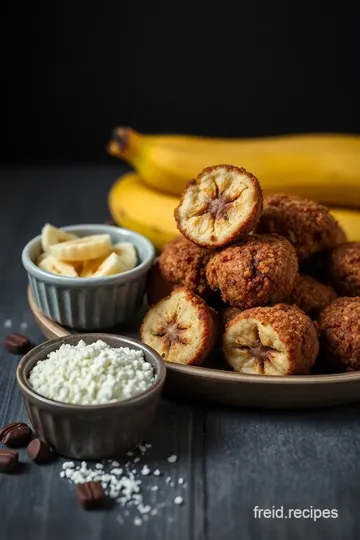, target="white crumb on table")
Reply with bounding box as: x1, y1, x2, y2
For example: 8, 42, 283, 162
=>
62, 461, 75, 470
3, 319, 12, 328
167, 454, 177, 463
20, 321, 28, 330
59, 441, 185, 525
141, 465, 151, 476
